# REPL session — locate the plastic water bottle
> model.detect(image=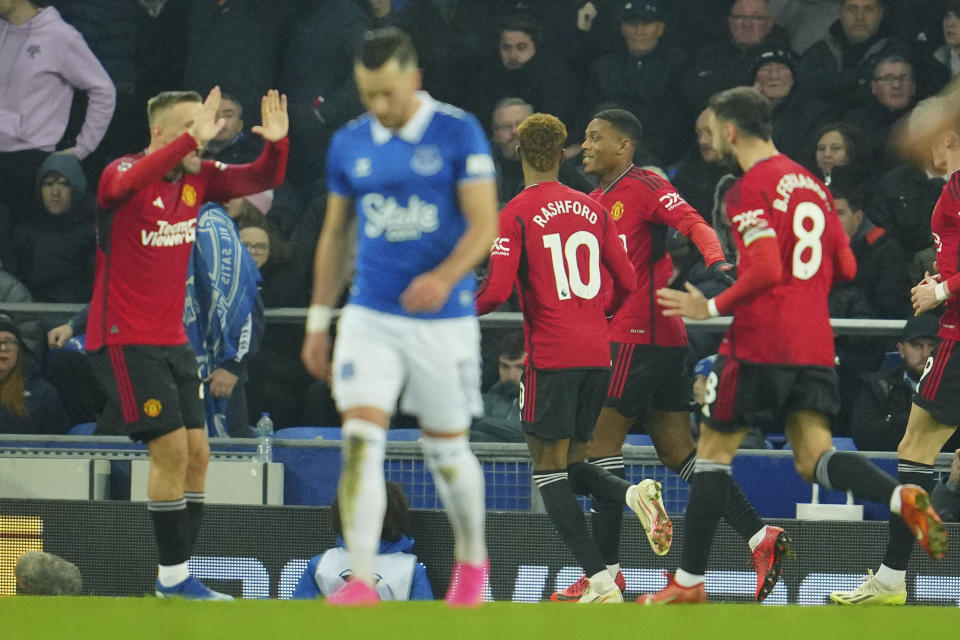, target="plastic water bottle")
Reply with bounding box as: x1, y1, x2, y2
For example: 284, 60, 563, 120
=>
255, 412, 274, 463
